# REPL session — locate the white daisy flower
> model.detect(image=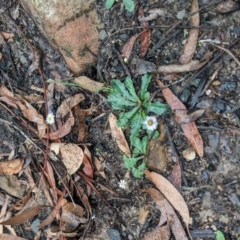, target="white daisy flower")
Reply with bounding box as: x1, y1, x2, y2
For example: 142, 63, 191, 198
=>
46, 112, 55, 125
118, 179, 128, 189
143, 116, 158, 131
